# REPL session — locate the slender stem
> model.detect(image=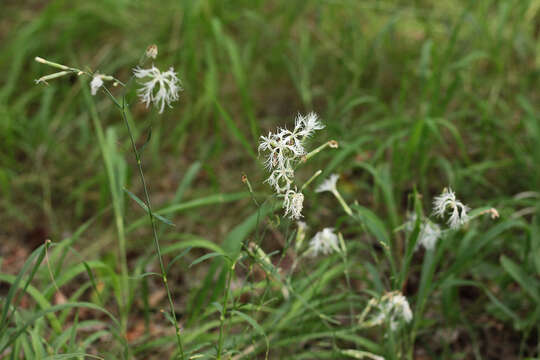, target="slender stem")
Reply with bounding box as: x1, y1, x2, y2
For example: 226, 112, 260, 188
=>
303, 140, 338, 162
242, 174, 259, 207
217, 262, 234, 360
301, 169, 322, 192
118, 98, 185, 359
332, 189, 353, 217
